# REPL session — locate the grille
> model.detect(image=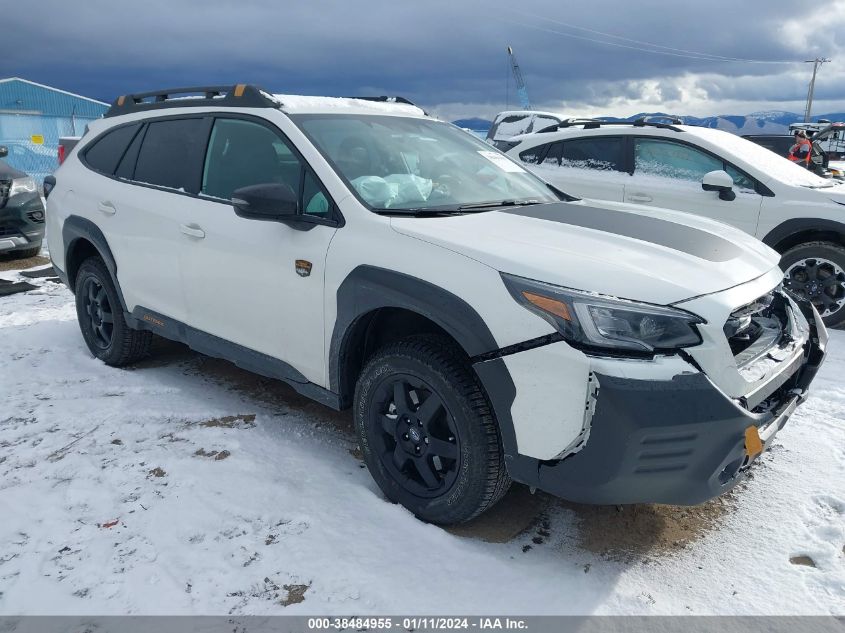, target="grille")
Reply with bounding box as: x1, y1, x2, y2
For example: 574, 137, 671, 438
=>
0, 226, 17, 237
0, 180, 9, 209
723, 289, 790, 368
